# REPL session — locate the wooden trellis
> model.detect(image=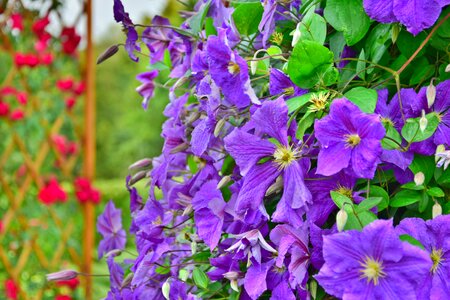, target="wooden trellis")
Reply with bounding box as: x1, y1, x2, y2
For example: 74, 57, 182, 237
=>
0, 0, 95, 299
